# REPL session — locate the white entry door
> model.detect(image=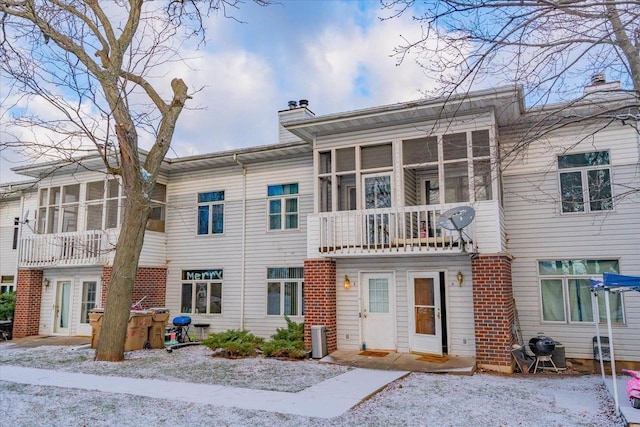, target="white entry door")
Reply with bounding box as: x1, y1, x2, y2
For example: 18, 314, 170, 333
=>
361, 273, 395, 350
77, 280, 99, 336
408, 272, 442, 355
54, 280, 72, 334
